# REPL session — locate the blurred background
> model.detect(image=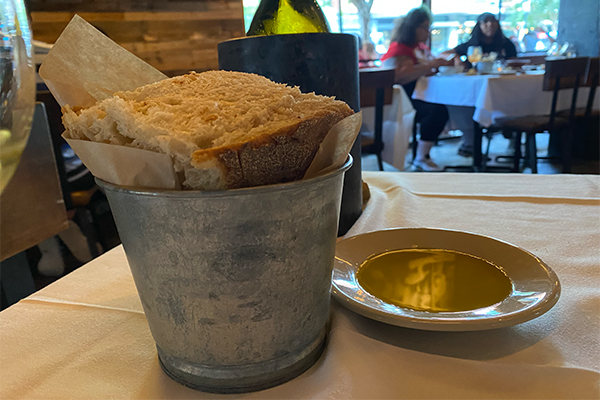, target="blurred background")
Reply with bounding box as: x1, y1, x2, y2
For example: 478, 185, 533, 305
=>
245, 0, 560, 56
3, 0, 596, 309
25, 0, 599, 78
